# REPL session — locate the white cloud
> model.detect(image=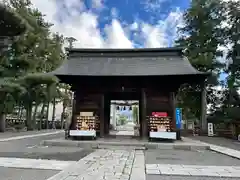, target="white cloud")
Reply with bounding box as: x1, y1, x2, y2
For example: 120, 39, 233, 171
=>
104, 19, 133, 48
30, 0, 182, 49
141, 23, 168, 48
140, 8, 183, 47
92, 0, 104, 10
141, 0, 167, 13
130, 22, 139, 31
63, 12, 104, 48
110, 7, 118, 18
